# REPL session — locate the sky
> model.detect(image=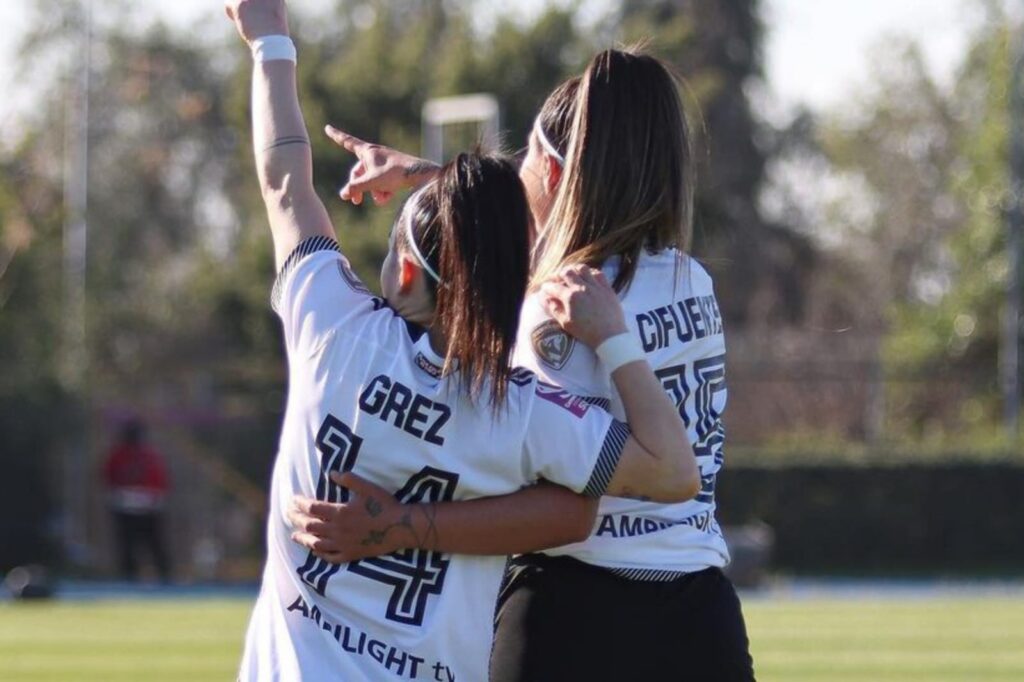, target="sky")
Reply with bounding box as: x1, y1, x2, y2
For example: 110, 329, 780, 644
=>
0, 0, 982, 132
762, 0, 975, 117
